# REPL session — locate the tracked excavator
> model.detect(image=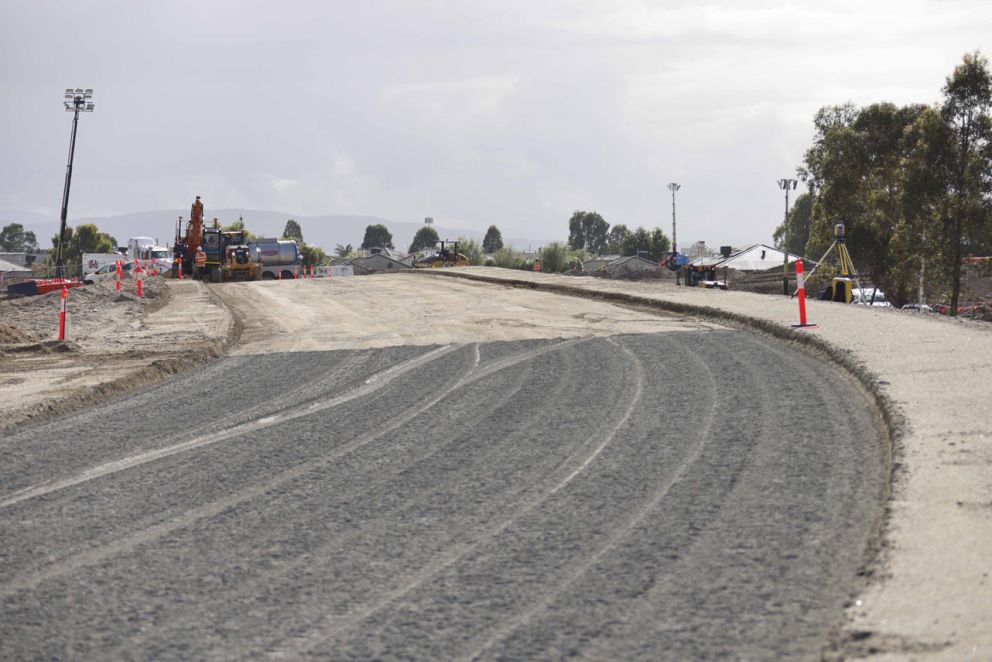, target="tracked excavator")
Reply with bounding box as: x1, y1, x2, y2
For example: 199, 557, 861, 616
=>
172, 196, 205, 279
